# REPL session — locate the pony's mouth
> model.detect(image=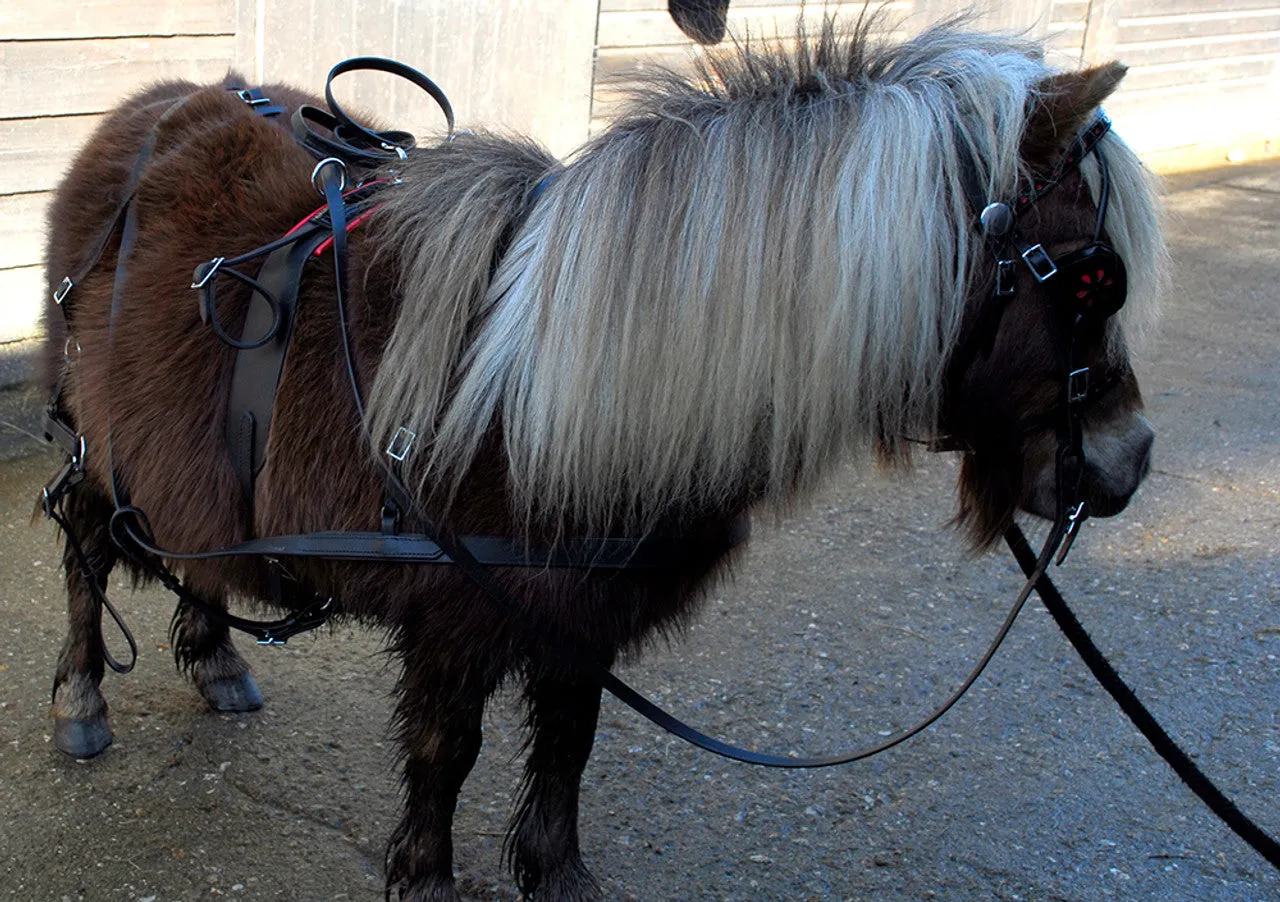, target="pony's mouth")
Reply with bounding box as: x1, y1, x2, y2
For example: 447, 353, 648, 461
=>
1021, 413, 1155, 521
